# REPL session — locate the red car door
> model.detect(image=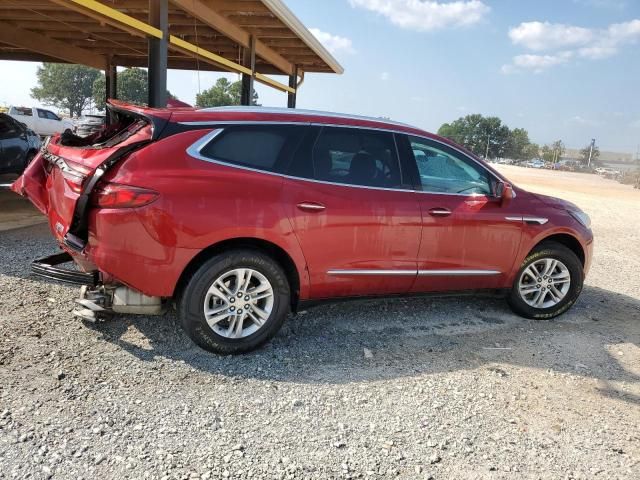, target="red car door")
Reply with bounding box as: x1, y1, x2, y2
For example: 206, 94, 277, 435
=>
283, 126, 422, 299
398, 134, 524, 292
